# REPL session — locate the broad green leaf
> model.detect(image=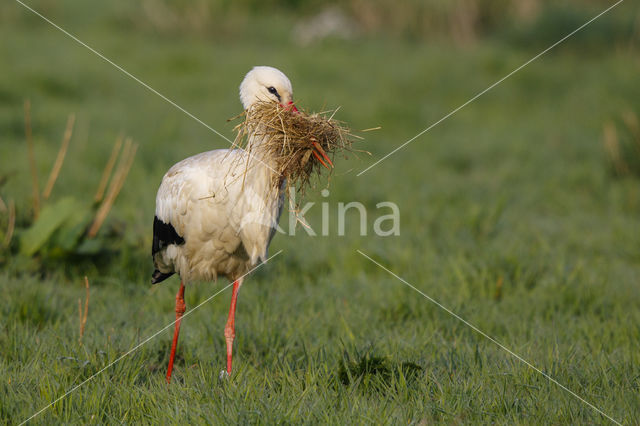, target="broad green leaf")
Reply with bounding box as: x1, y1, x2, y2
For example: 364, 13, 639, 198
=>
75, 238, 104, 255
55, 208, 94, 252
20, 197, 80, 256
